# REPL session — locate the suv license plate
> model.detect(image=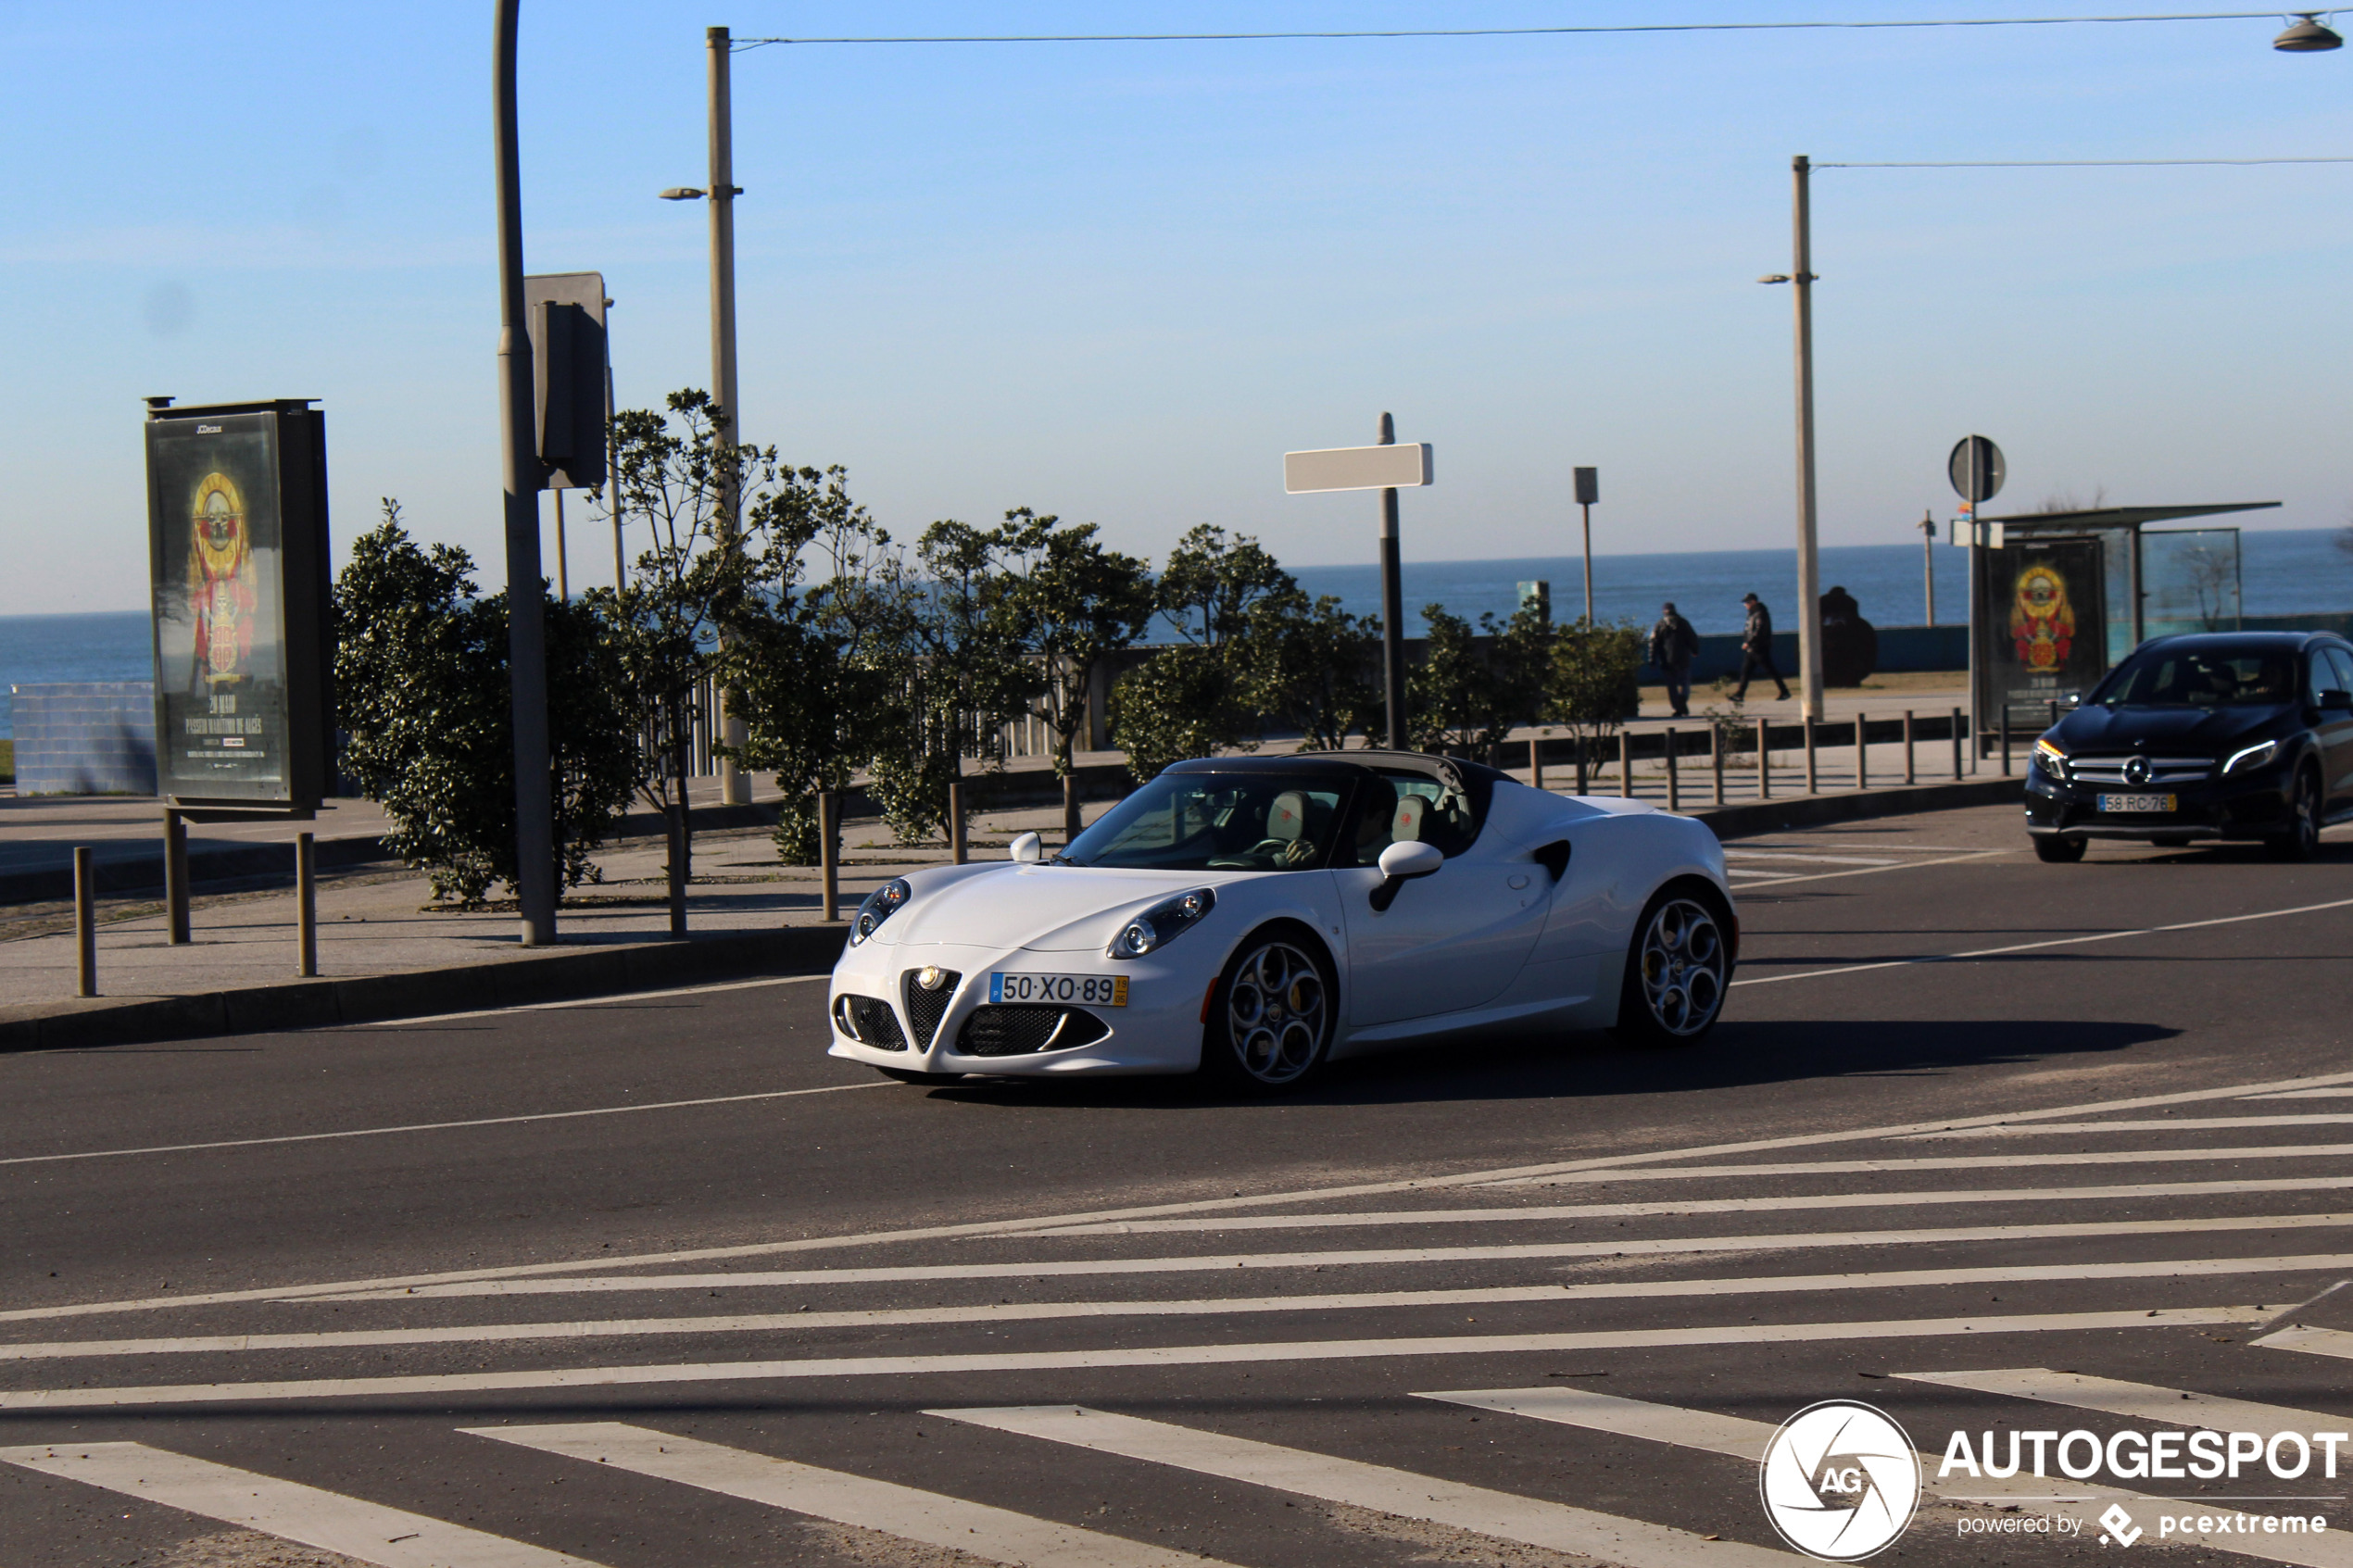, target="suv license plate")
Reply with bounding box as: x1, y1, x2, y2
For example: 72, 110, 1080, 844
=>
2097, 793, 2176, 813
988, 972, 1128, 1007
